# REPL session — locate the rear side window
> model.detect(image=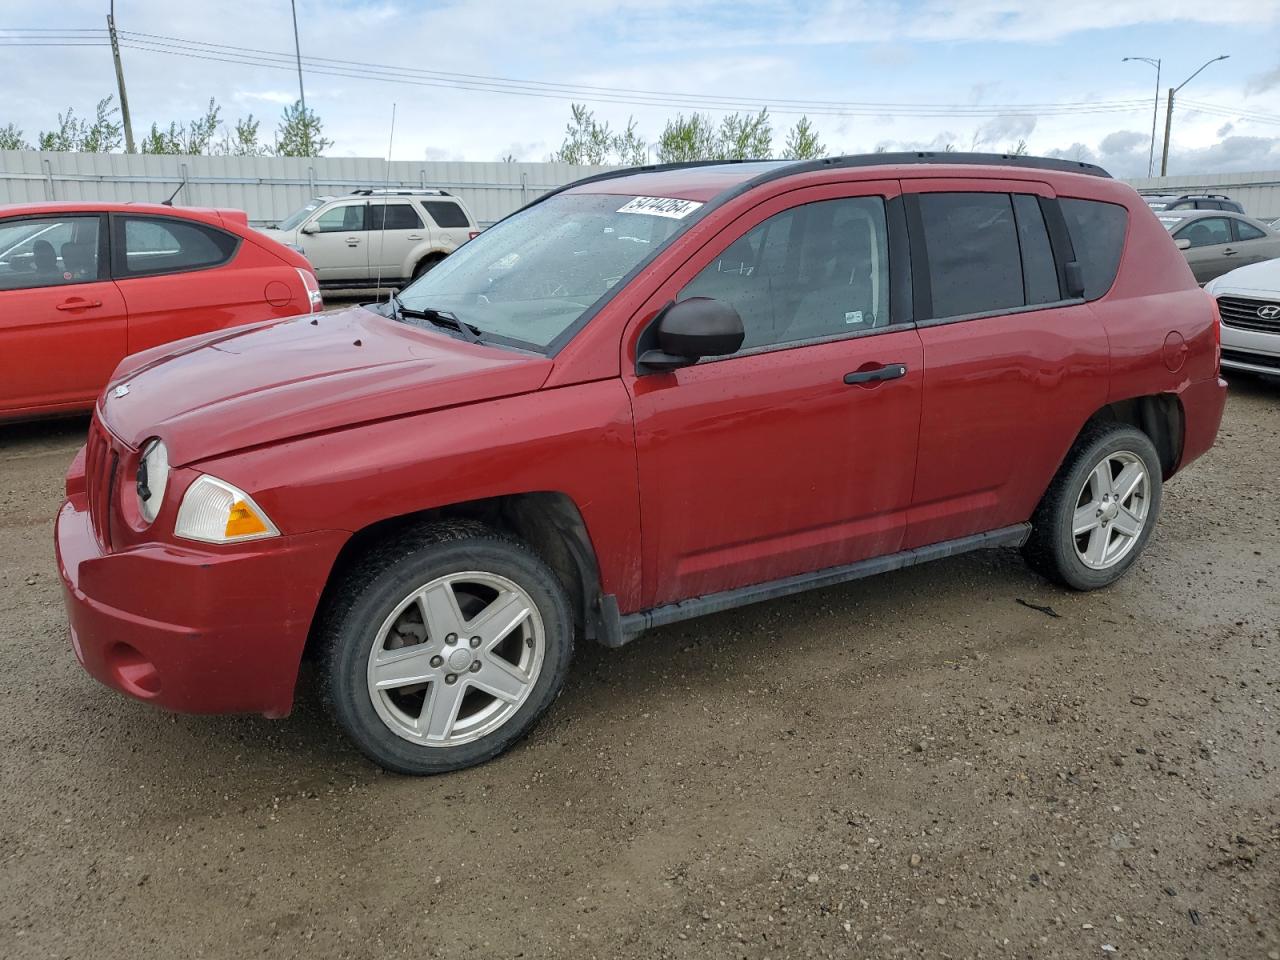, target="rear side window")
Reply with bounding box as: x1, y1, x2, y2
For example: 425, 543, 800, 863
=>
1234, 220, 1266, 241
918, 192, 1023, 318
1059, 198, 1128, 301
369, 203, 423, 231
423, 201, 470, 228
118, 217, 239, 278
